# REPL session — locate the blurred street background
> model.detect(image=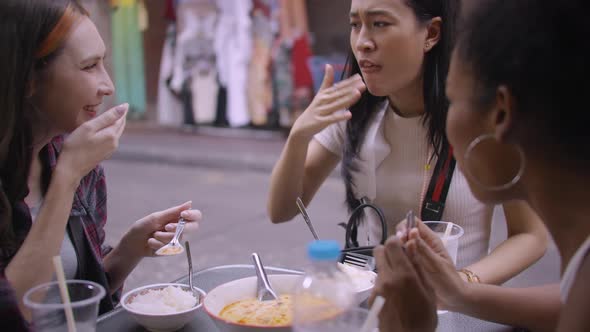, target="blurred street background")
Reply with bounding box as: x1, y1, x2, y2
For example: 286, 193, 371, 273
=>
105, 125, 561, 293
104, 124, 348, 291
